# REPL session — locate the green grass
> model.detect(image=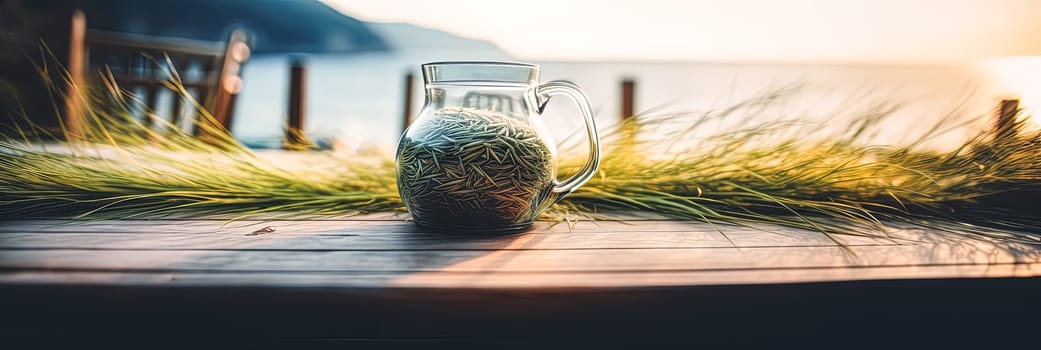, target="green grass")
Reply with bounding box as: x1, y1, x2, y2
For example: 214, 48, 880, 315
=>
2, 69, 1040, 243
